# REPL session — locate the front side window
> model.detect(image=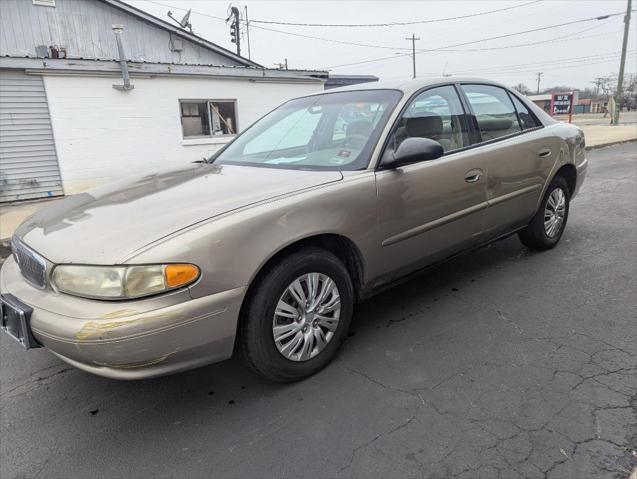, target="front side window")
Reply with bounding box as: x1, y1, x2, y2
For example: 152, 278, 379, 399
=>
180, 100, 237, 138
461, 84, 522, 142
391, 85, 470, 153
213, 89, 402, 170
